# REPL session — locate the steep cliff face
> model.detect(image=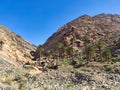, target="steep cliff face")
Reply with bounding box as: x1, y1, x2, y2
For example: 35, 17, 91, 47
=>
43, 14, 120, 53
0, 26, 36, 66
